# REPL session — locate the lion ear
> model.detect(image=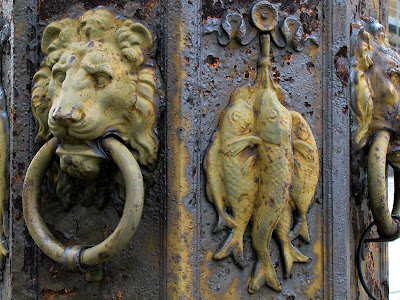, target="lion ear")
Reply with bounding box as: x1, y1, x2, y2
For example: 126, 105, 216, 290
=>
116, 21, 153, 67
126, 22, 153, 50
41, 22, 63, 54
358, 28, 372, 49
41, 19, 77, 56
354, 28, 373, 70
